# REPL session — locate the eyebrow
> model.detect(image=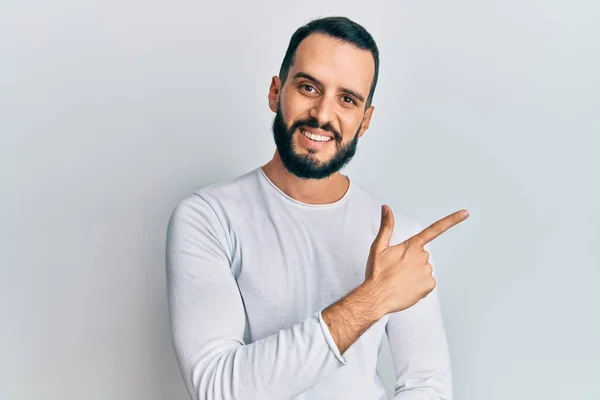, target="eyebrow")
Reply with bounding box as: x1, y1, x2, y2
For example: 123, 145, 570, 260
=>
292, 71, 366, 104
